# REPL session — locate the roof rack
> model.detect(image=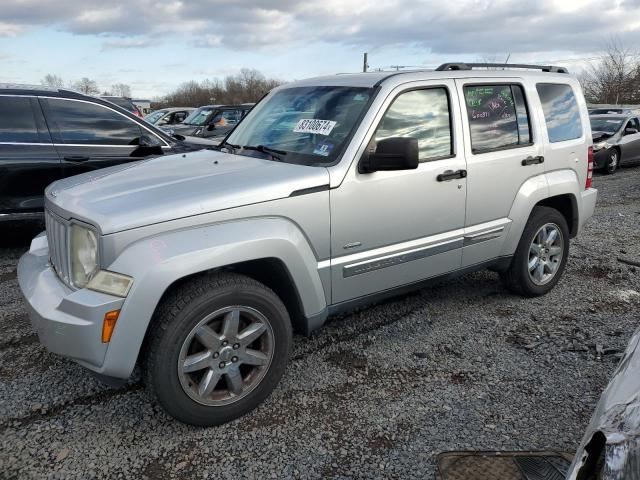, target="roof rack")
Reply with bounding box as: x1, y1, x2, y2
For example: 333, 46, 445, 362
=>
435, 63, 569, 74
